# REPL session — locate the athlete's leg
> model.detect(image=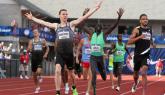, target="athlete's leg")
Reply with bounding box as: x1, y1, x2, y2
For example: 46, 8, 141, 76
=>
86, 66, 92, 94
36, 67, 42, 81
141, 65, 148, 95
96, 57, 106, 81
62, 67, 70, 94
116, 62, 123, 91
65, 53, 78, 95
55, 64, 62, 94
62, 65, 68, 86
82, 62, 89, 80
109, 71, 114, 89
90, 56, 97, 95
32, 67, 41, 93
68, 68, 78, 95
32, 72, 38, 87
61, 65, 70, 94
132, 56, 141, 93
